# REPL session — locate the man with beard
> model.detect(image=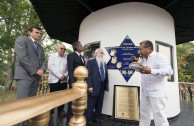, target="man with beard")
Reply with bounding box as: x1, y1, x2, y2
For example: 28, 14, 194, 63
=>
86, 48, 109, 126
